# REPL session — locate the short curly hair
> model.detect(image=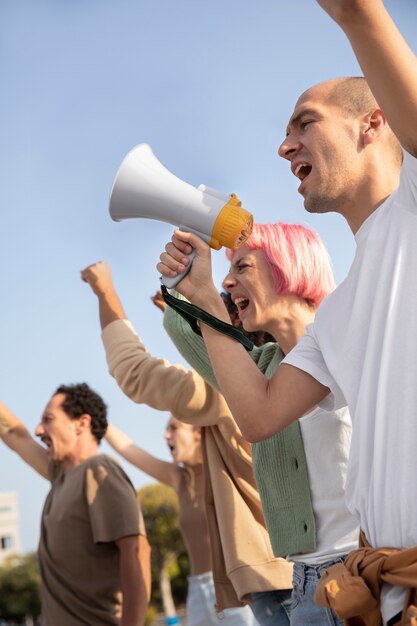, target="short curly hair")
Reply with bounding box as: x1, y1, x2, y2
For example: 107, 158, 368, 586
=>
54, 383, 108, 443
